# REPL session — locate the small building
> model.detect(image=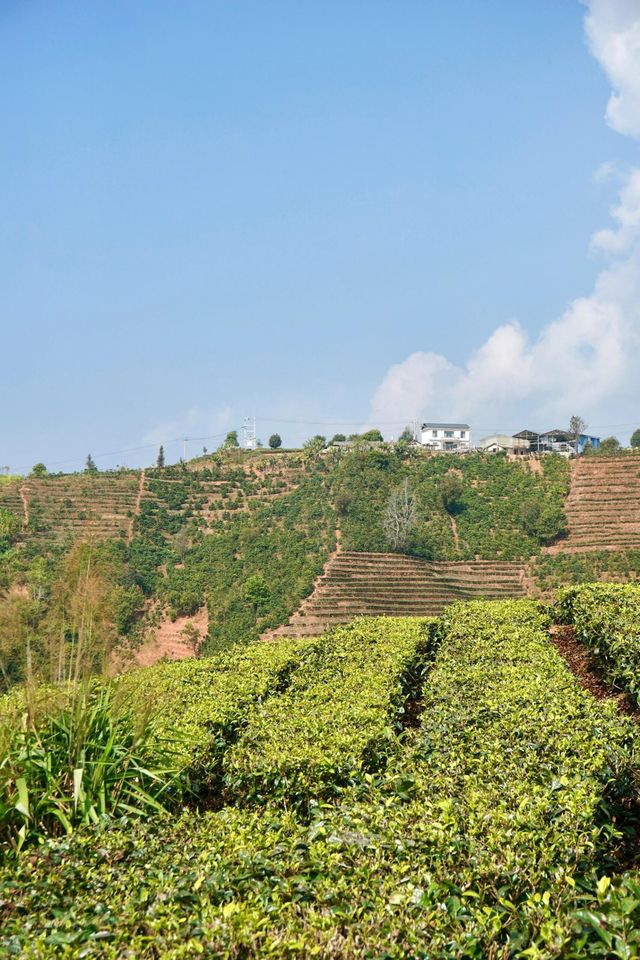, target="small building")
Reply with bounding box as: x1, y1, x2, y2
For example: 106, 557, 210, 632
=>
513, 429, 541, 451
575, 434, 601, 454
478, 434, 530, 455
516, 429, 601, 456
420, 422, 471, 452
